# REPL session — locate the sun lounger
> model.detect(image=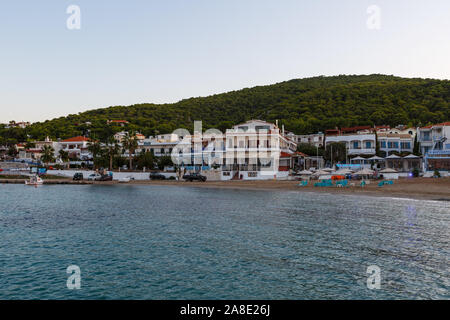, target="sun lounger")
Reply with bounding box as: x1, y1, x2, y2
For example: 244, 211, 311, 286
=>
298, 180, 308, 187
